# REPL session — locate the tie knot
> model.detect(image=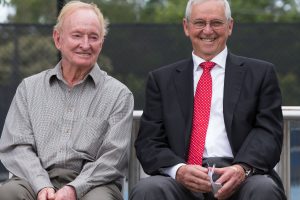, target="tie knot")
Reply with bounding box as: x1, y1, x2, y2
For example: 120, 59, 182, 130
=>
200, 61, 216, 71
